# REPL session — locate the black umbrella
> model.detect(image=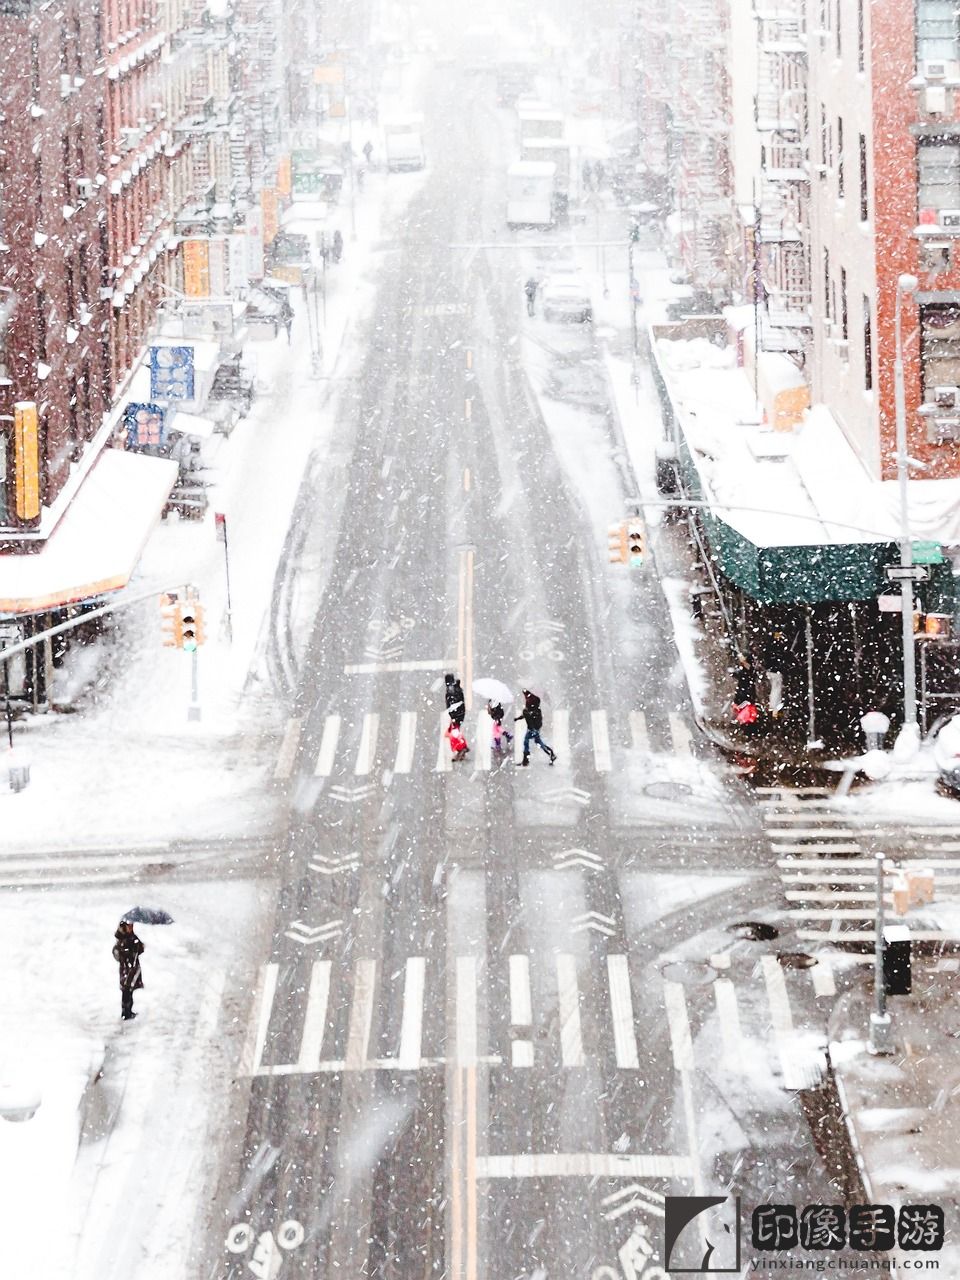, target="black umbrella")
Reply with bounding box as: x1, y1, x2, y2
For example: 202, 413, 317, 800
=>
122, 906, 175, 925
